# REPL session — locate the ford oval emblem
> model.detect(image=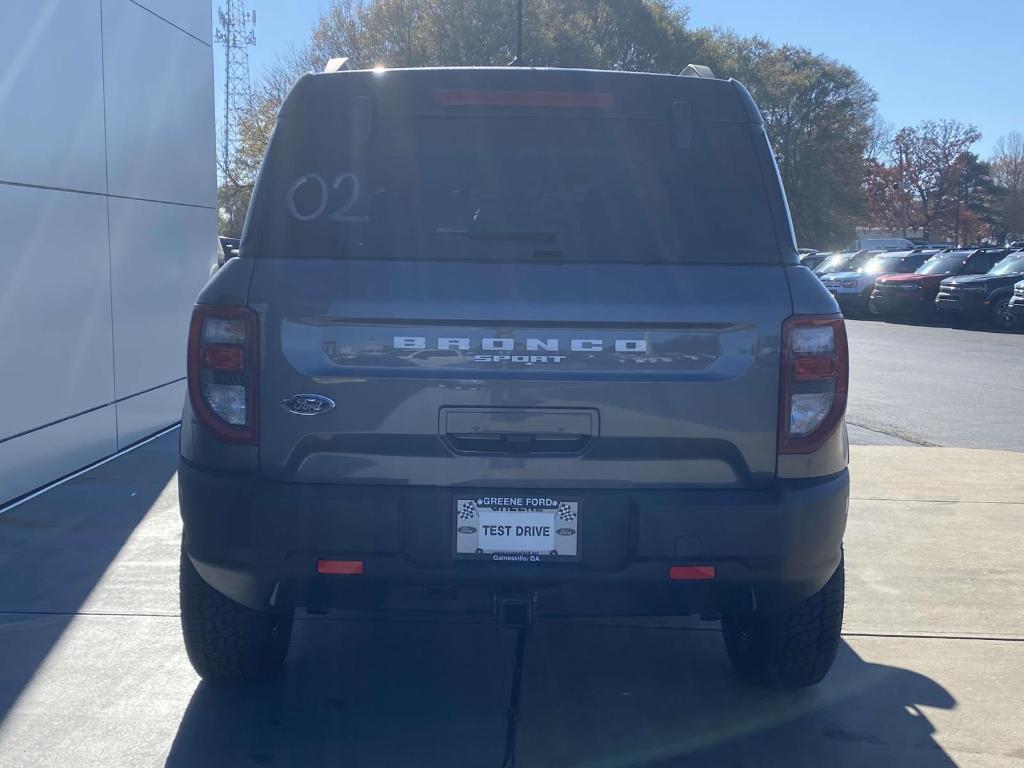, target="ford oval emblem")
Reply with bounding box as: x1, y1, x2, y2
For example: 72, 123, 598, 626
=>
556, 528, 575, 536
457, 526, 477, 535
282, 394, 336, 416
